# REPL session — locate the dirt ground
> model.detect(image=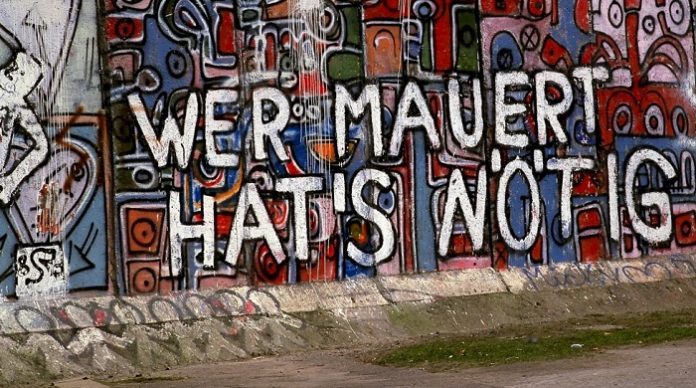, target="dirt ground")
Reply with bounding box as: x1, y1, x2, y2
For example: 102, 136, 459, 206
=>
54, 339, 696, 388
